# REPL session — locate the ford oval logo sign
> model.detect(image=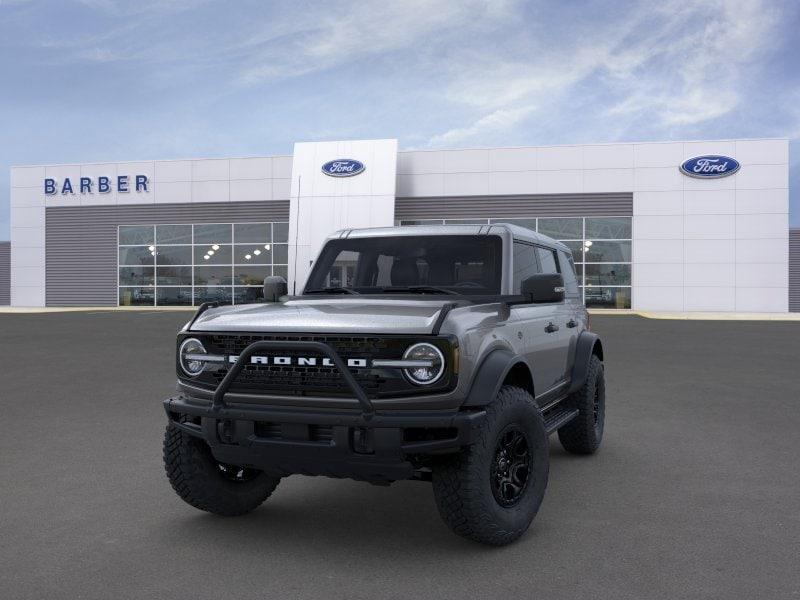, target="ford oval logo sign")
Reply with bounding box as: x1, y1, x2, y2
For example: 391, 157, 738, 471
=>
321, 159, 365, 177
680, 155, 740, 179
